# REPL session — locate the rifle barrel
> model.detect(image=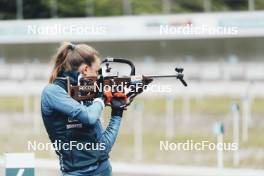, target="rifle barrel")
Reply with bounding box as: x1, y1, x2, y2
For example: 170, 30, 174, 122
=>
147, 75, 180, 78
147, 74, 187, 86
